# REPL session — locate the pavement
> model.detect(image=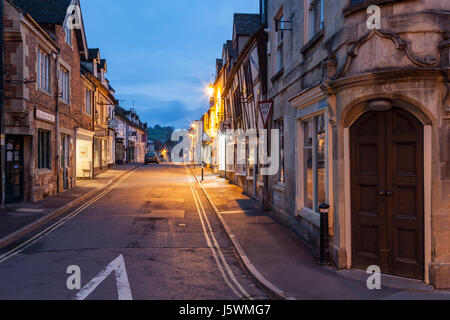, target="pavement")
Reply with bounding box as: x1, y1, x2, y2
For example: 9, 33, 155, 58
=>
0, 164, 139, 248
190, 165, 450, 300
0, 164, 267, 300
